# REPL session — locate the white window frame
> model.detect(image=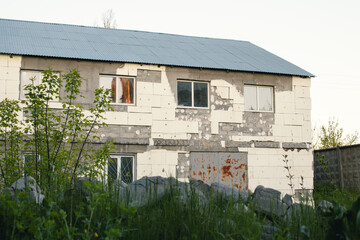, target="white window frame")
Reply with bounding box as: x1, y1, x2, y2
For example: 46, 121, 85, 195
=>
99, 75, 136, 106
244, 85, 274, 113
20, 70, 60, 101
106, 154, 135, 184
177, 80, 209, 109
